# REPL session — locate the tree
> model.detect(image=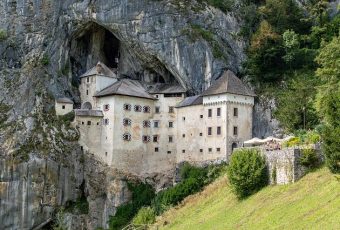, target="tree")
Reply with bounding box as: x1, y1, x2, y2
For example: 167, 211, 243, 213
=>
315, 35, 340, 173
227, 148, 268, 199
282, 29, 300, 68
